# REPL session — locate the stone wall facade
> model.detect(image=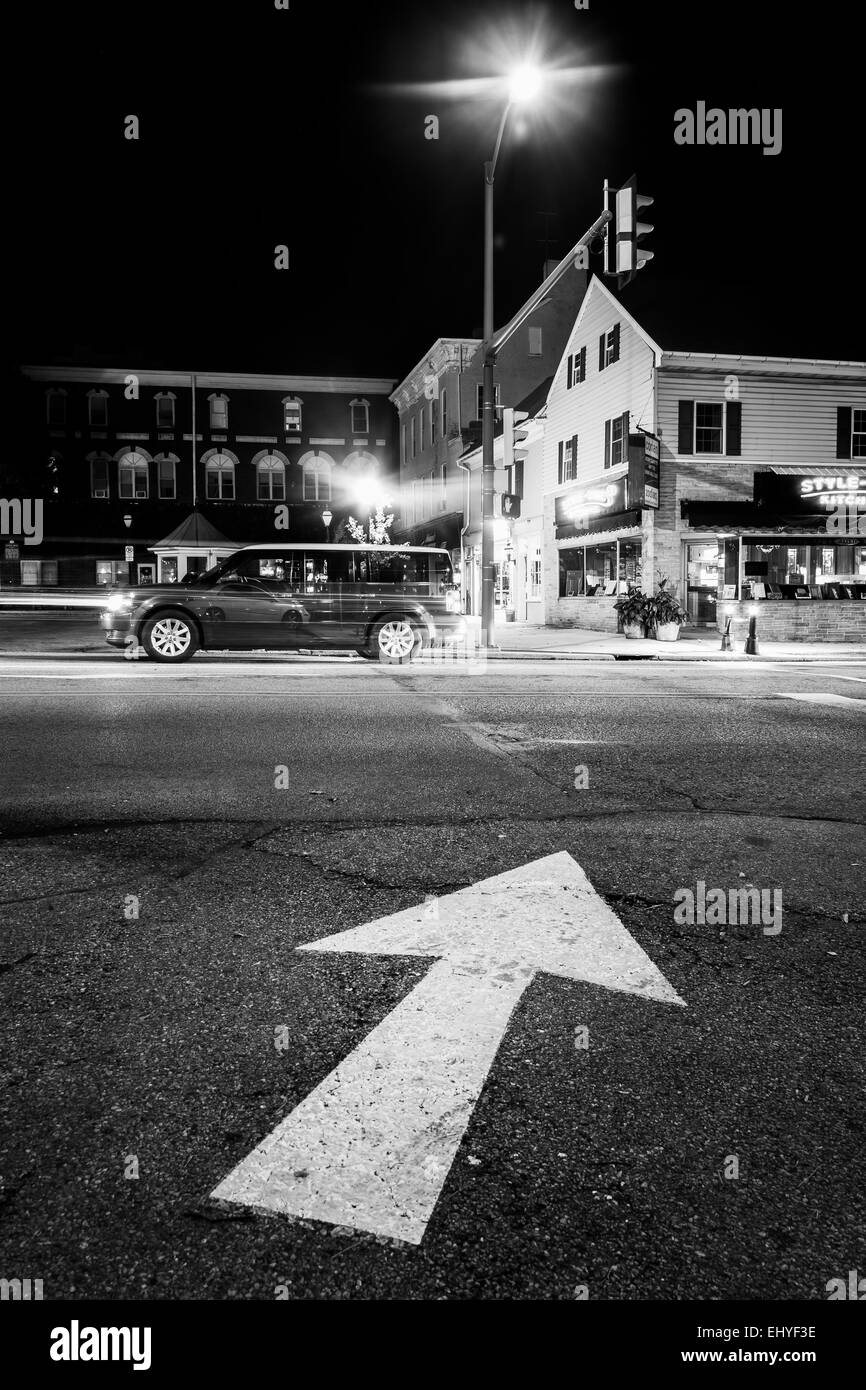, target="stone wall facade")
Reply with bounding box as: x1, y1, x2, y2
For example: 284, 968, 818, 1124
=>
718, 600, 866, 643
